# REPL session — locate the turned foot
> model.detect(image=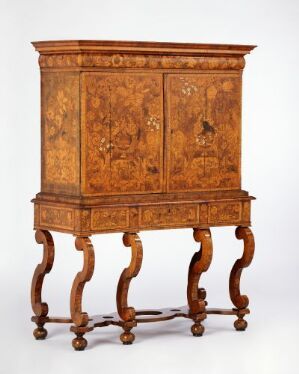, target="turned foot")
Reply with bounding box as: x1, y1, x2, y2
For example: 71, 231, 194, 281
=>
234, 317, 248, 331
72, 333, 88, 351
33, 325, 48, 340
191, 322, 205, 337
120, 329, 135, 345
